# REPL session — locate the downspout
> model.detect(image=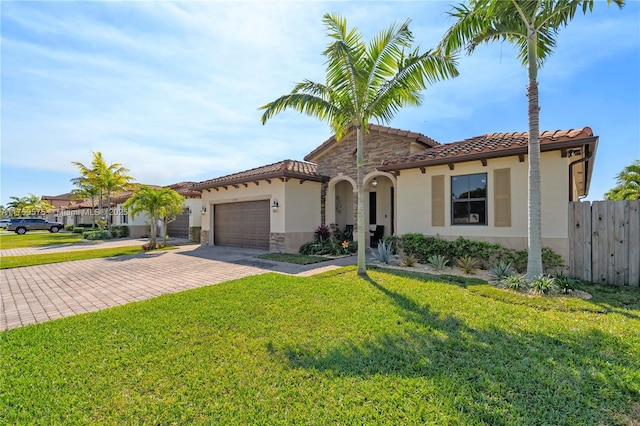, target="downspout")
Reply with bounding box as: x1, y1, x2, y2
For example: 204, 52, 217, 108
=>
568, 144, 593, 202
